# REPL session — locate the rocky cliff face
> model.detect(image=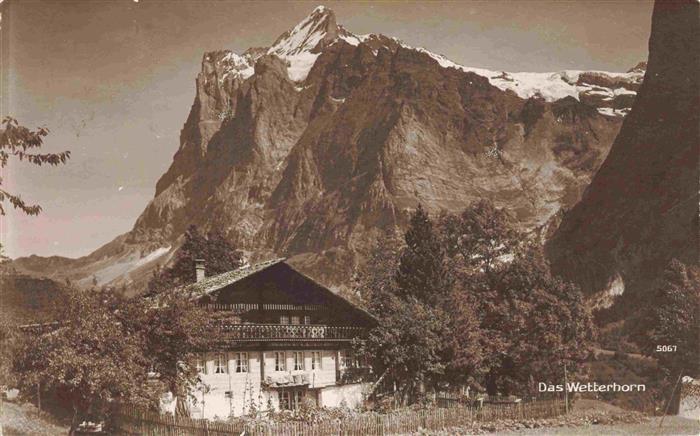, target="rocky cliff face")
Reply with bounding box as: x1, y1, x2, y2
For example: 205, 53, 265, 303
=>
546, 0, 698, 314
12, 6, 646, 291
